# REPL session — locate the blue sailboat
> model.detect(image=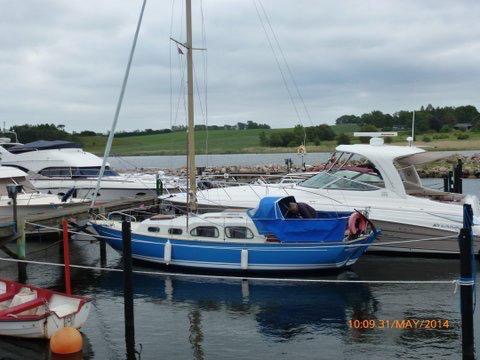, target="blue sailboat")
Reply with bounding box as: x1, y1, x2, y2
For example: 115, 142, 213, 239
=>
91, 196, 378, 271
